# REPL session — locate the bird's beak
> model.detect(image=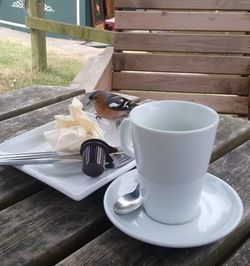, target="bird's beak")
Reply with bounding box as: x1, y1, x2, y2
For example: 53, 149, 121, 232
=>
85, 93, 92, 106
